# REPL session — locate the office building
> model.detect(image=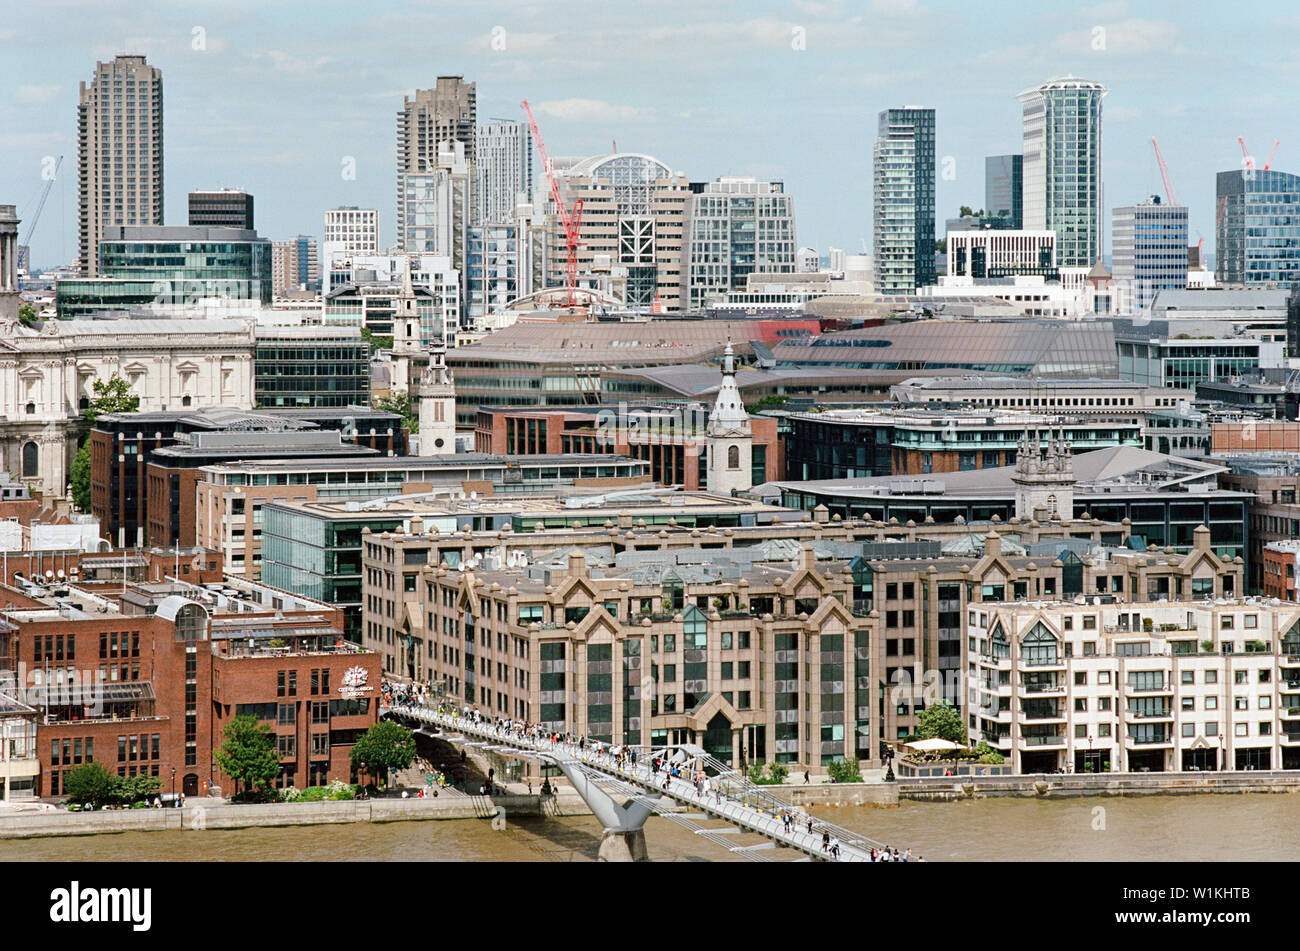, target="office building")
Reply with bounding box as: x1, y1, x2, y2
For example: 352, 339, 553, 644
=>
549, 154, 693, 311
1018, 78, 1107, 268
254, 326, 369, 410
945, 229, 1056, 279
1112, 197, 1188, 314
873, 107, 936, 294
1116, 323, 1262, 388
271, 235, 319, 295
784, 408, 1142, 481
324, 207, 379, 254
57, 225, 273, 316
194, 453, 654, 580
985, 154, 1023, 228
188, 188, 254, 229
681, 178, 797, 310
1216, 168, 1300, 285
323, 260, 460, 344
77, 55, 164, 276
759, 445, 1253, 566
474, 118, 533, 227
